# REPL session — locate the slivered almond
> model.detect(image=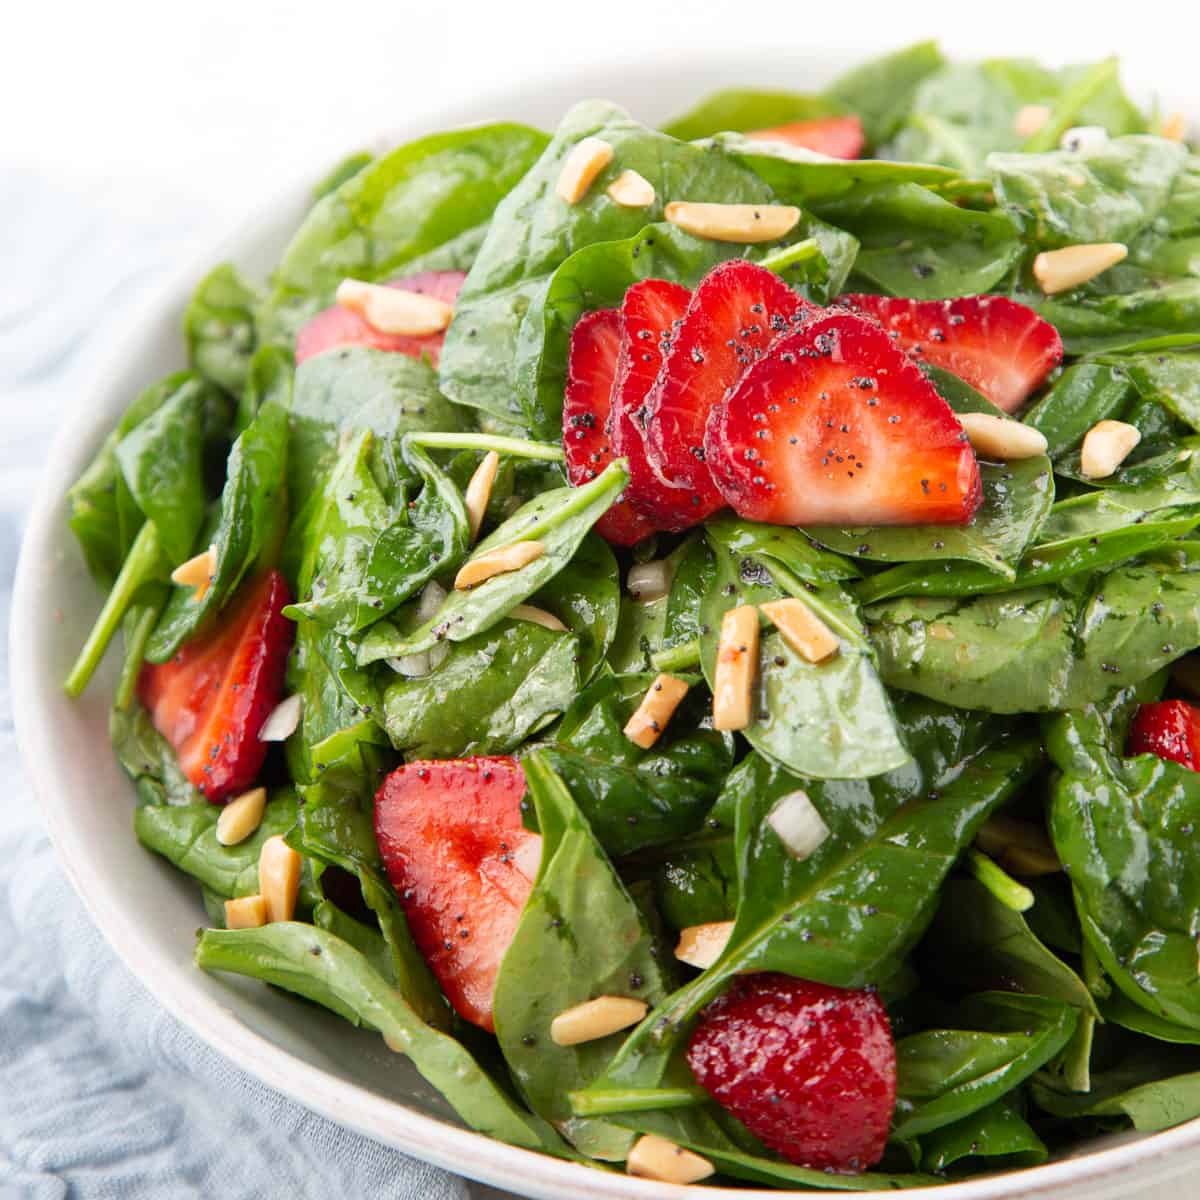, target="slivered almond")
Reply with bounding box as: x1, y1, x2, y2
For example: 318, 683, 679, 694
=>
607, 168, 655, 208
464, 450, 500, 542
216, 786, 267, 846
627, 1135, 715, 1184
550, 996, 648, 1046
675, 920, 734, 970
1162, 112, 1189, 142
1033, 243, 1127, 294
454, 540, 544, 590
712, 605, 759, 731
224, 895, 268, 930
382, 1032, 409, 1054
334, 278, 453, 336
958, 412, 1048, 460
172, 544, 217, 602
1080, 419, 1141, 479
556, 136, 614, 204
760, 597, 840, 663
509, 603, 568, 632
928, 622, 956, 642
665, 200, 801, 244
1014, 104, 1051, 137
259, 835, 302, 924
623, 673, 689, 749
